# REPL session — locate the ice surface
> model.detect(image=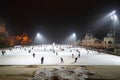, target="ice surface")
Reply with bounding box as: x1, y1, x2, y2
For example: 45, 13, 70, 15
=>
0, 44, 120, 65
